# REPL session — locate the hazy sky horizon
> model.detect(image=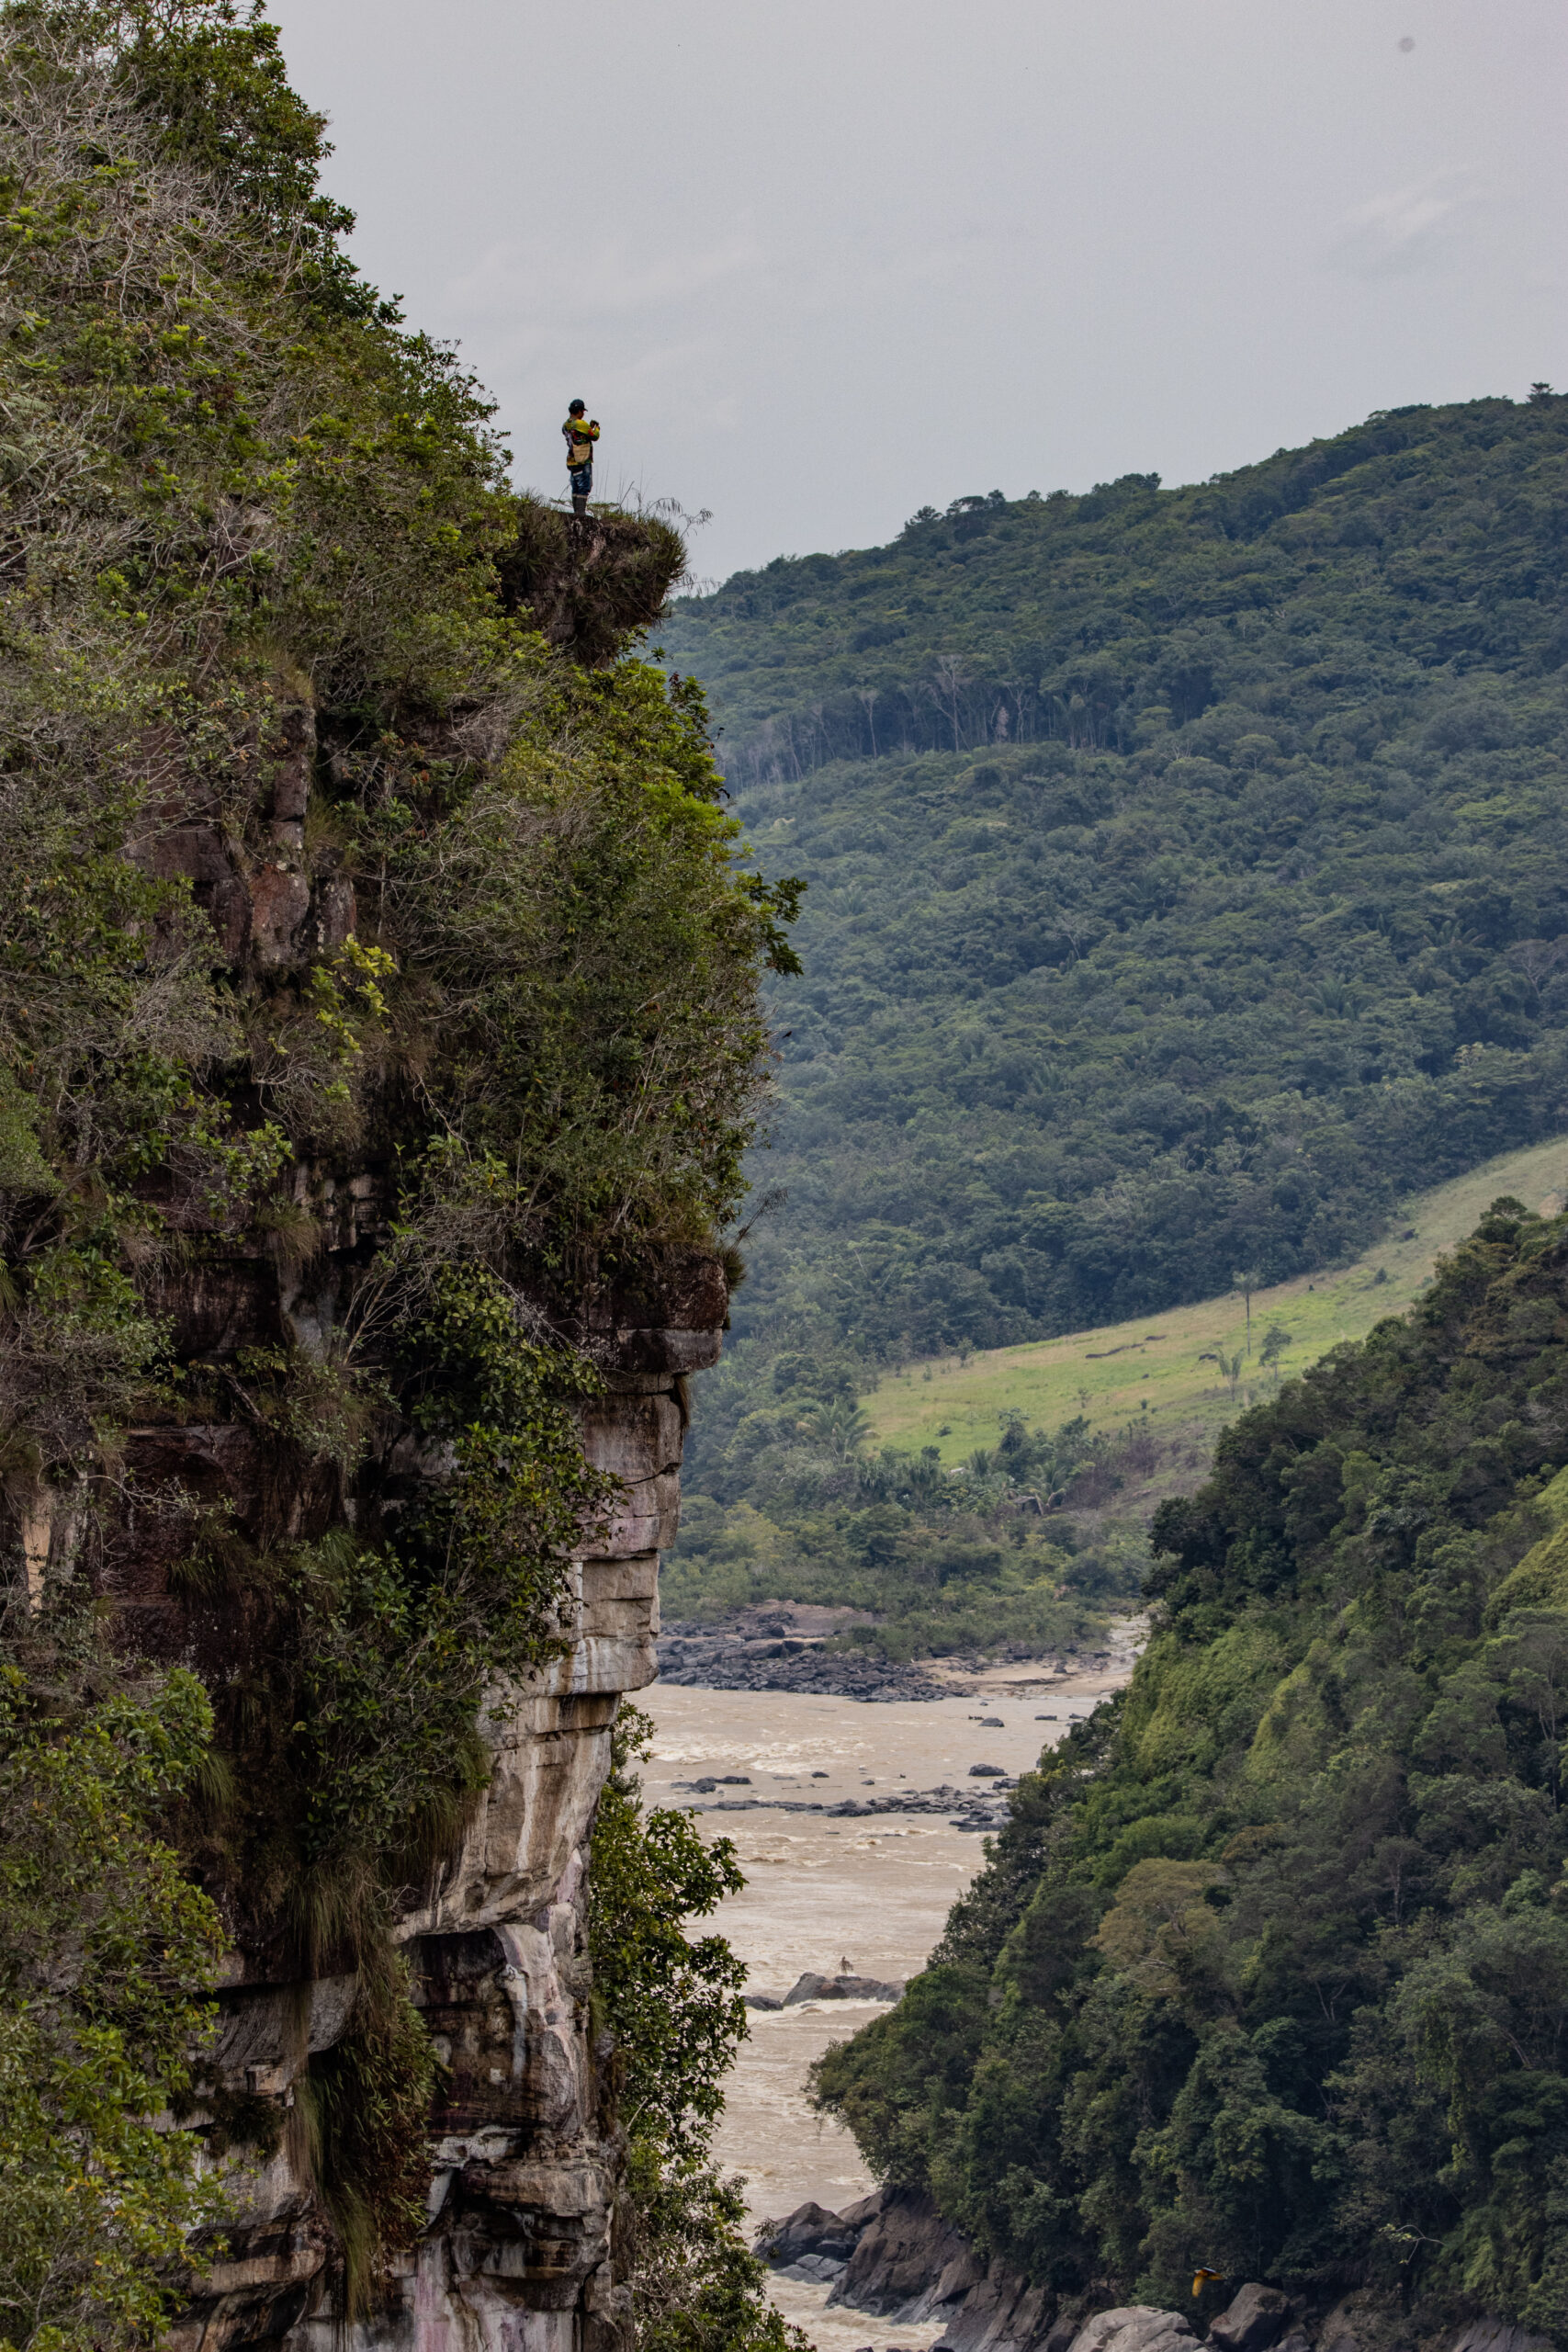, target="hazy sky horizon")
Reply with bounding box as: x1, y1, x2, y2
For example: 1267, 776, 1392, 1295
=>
265, 0, 1567, 586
